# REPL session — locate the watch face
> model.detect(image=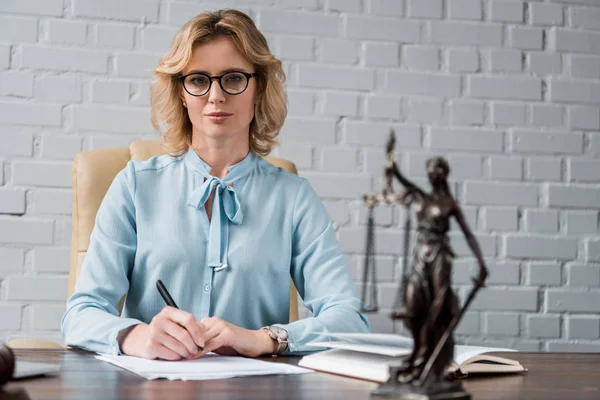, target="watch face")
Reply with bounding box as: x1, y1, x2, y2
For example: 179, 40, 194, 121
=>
269, 326, 288, 339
